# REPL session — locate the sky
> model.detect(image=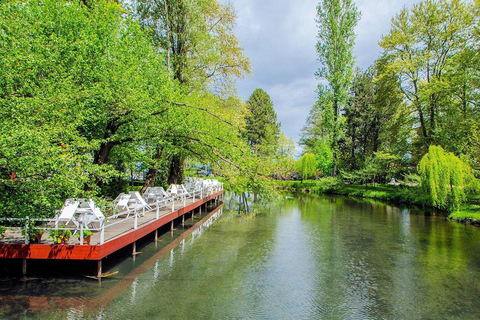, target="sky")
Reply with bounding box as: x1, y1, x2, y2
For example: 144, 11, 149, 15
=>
223, 0, 422, 152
